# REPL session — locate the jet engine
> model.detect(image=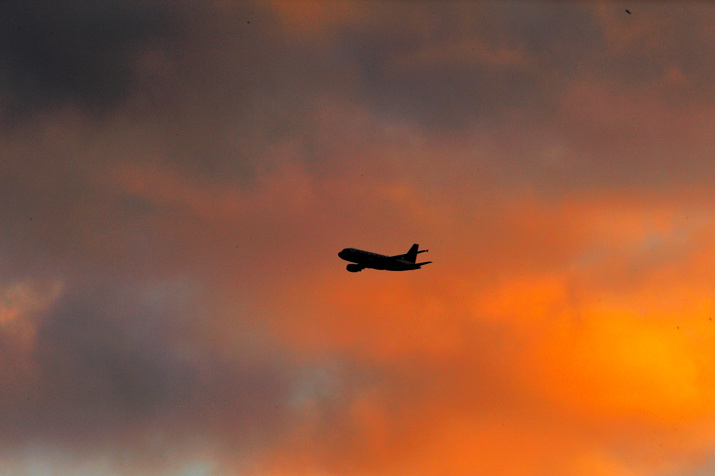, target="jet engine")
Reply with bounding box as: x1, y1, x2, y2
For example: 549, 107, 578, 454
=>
346, 264, 363, 273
